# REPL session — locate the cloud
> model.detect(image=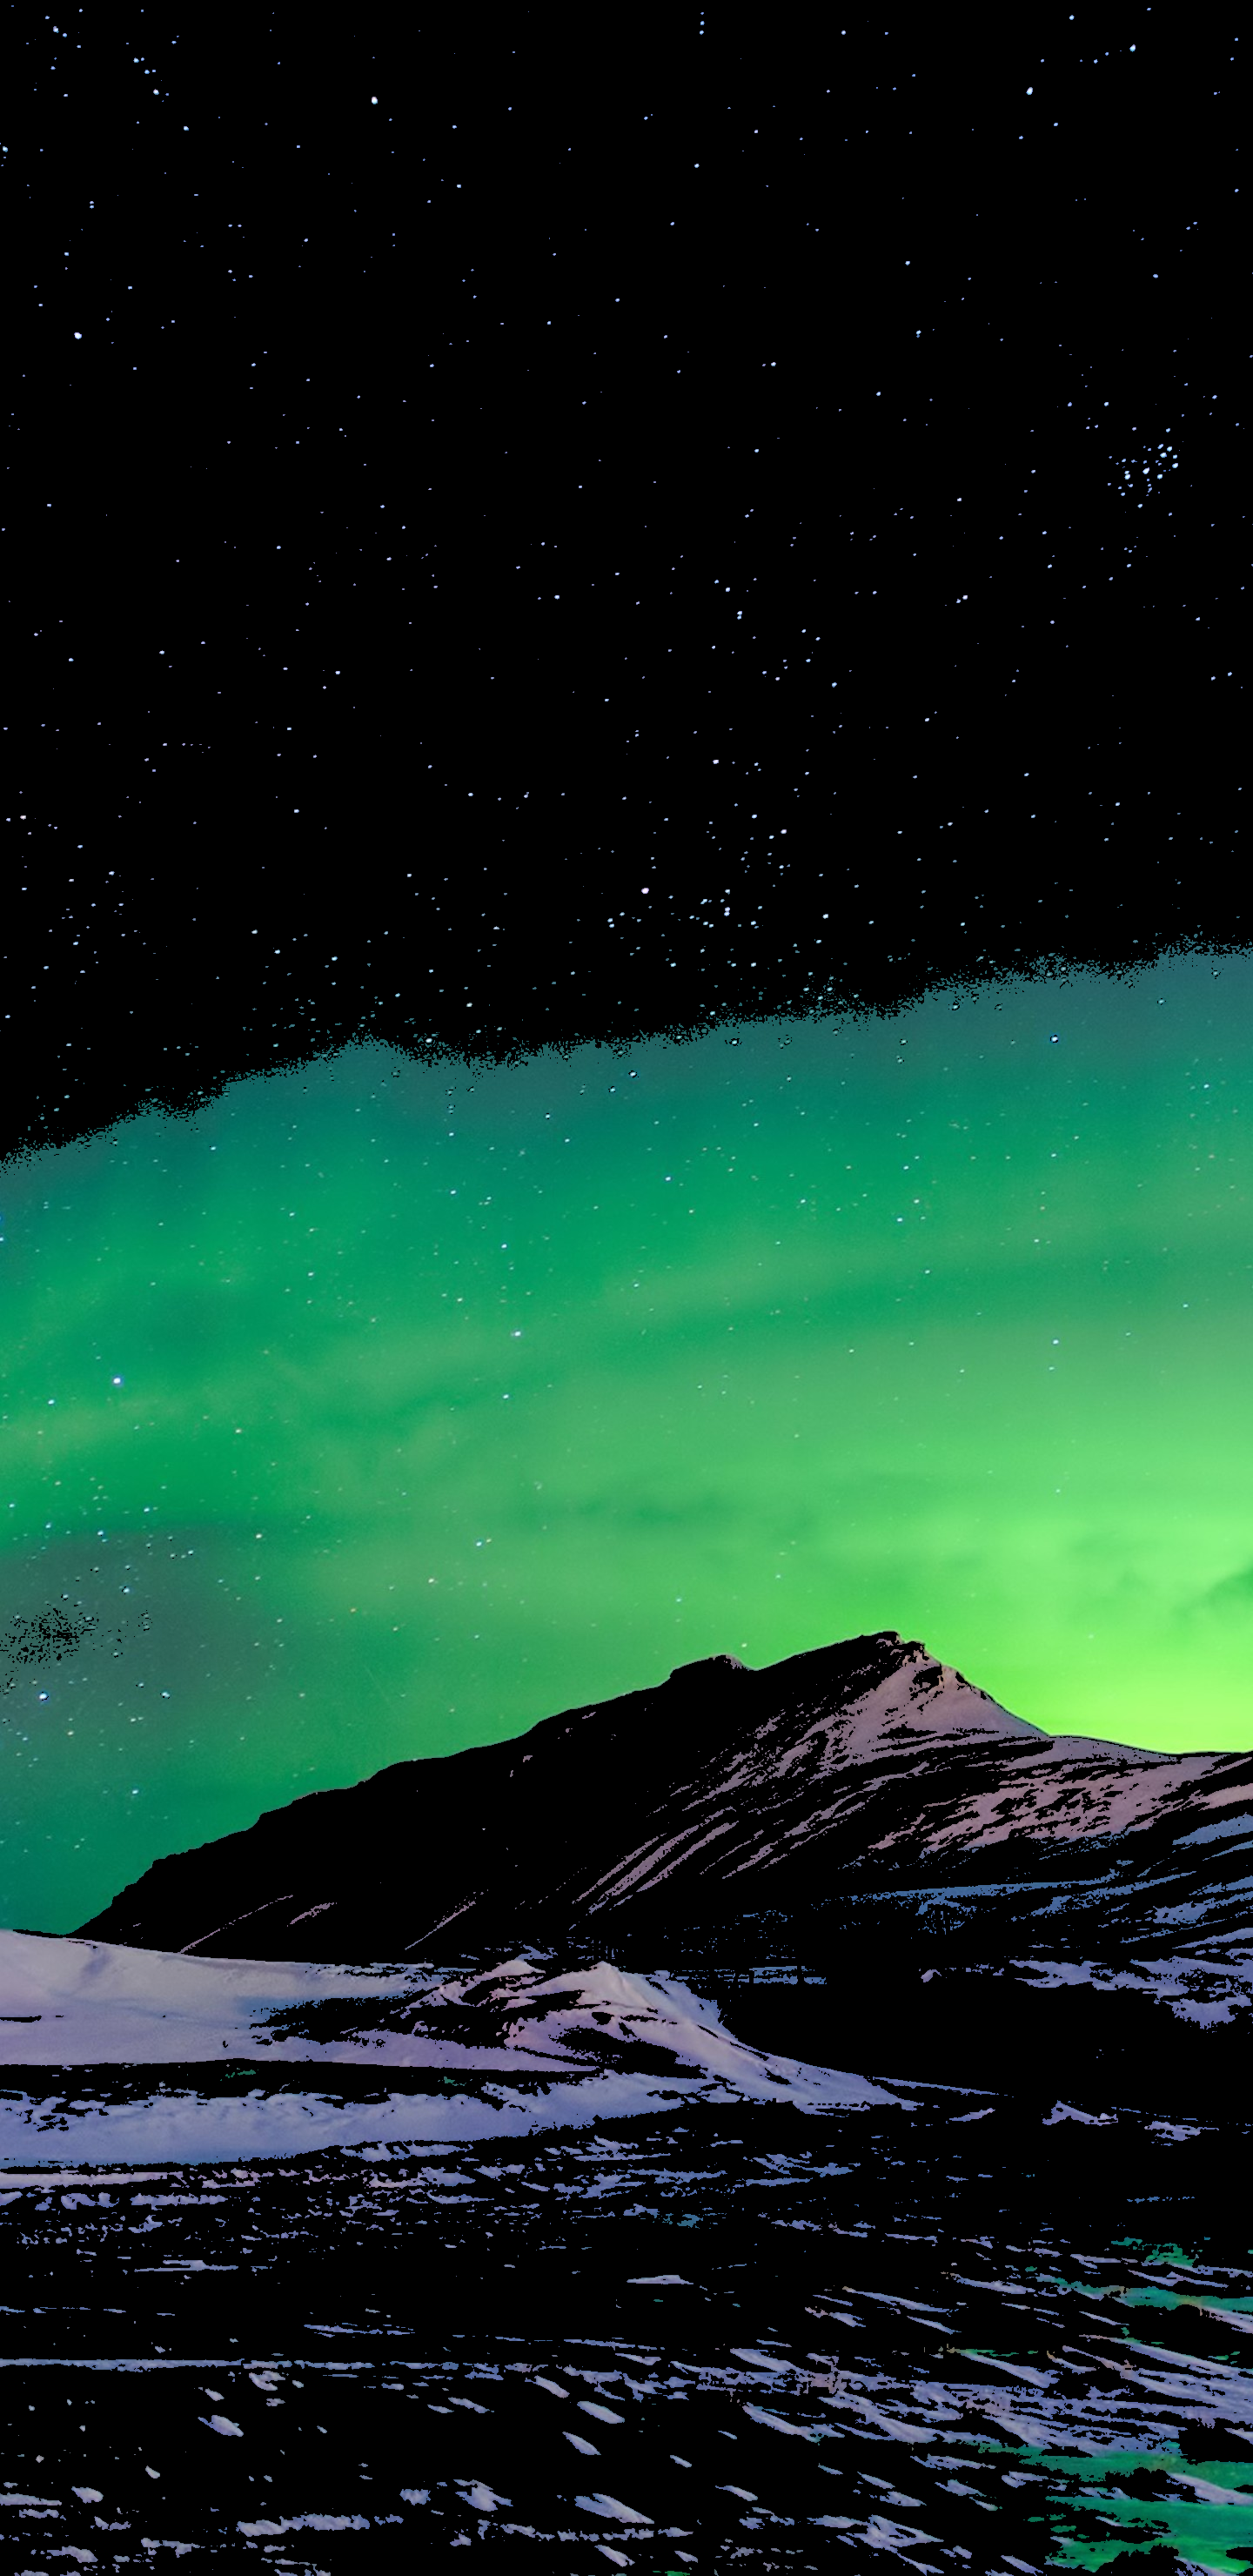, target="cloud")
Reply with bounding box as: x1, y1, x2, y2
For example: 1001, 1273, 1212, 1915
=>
1176, 1561, 1253, 1623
